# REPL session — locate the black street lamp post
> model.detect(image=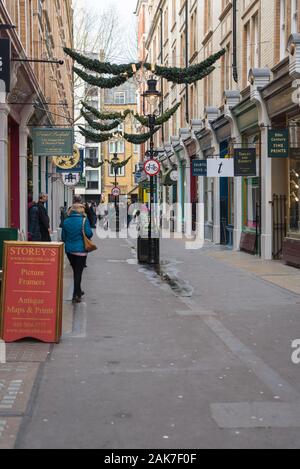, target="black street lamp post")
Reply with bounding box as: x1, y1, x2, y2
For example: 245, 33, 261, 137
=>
141, 78, 162, 265
112, 153, 120, 233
